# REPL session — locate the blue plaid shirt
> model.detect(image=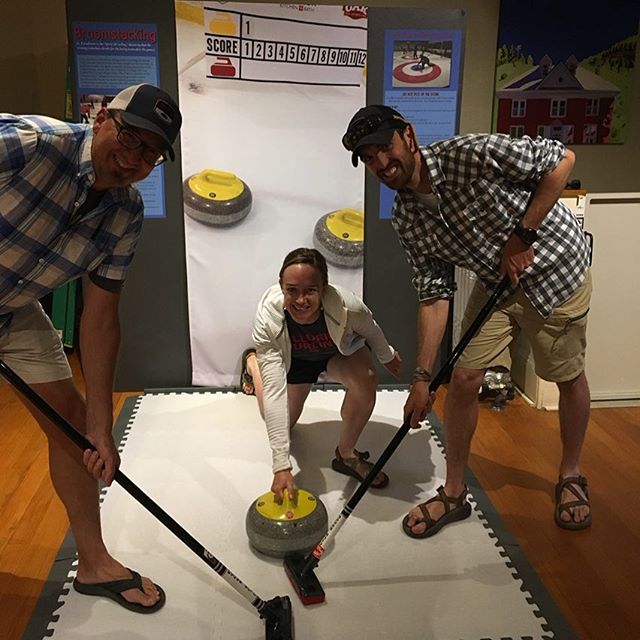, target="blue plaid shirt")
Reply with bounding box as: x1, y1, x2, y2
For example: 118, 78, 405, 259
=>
391, 134, 590, 318
0, 114, 144, 334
